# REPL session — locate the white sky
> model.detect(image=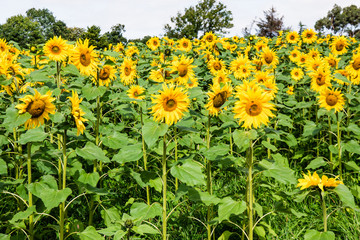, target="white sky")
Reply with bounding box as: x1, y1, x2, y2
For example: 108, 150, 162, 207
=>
1, 0, 359, 39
